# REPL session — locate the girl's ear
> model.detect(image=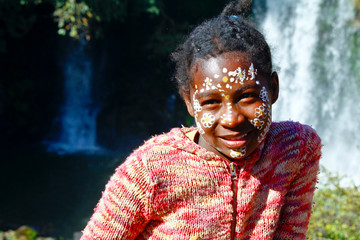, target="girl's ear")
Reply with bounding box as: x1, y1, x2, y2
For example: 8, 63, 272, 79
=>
182, 88, 195, 117
270, 72, 279, 104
